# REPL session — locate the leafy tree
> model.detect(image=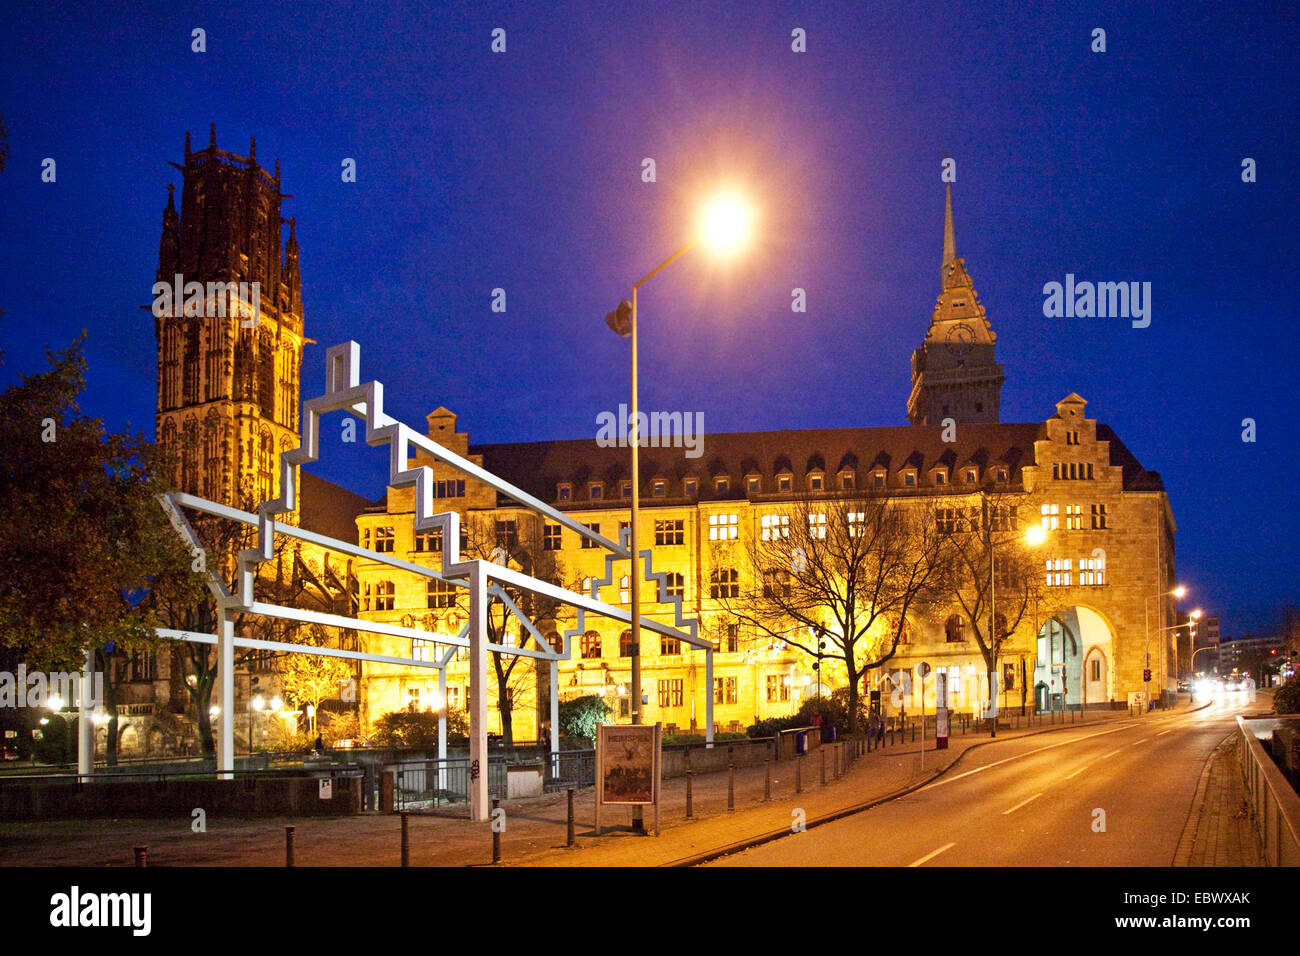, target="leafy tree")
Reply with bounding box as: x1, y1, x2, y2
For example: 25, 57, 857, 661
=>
277, 627, 354, 734
558, 694, 611, 740
1273, 678, 1300, 715
374, 708, 468, 748
0, 337, 205, 765
713, 493, 949, 733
